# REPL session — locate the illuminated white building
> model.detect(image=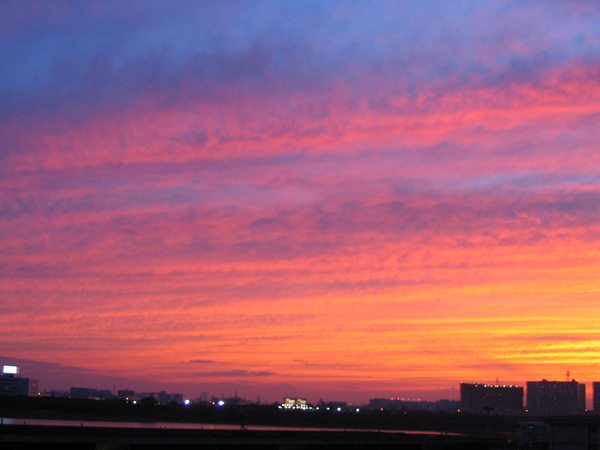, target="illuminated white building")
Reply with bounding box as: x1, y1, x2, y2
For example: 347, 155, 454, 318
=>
0, 365, 37, 396
281, 398, 309, 409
